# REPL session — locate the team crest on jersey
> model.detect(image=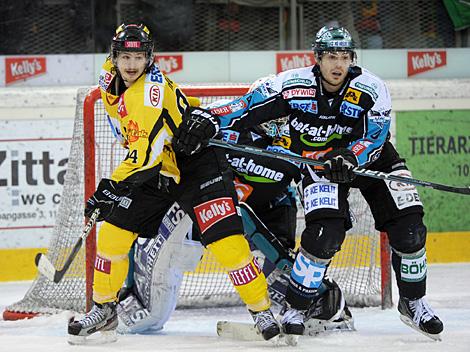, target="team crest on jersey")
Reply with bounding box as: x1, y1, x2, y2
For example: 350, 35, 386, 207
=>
344, 88, 362, 104
127, 120, 149, 143
340, 101, 363, 118
144, 84, 163, 109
